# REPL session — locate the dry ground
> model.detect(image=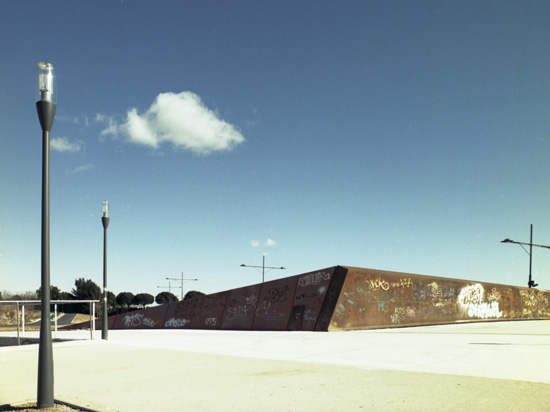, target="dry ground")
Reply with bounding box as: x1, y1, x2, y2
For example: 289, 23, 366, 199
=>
0, 402, 88, 412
